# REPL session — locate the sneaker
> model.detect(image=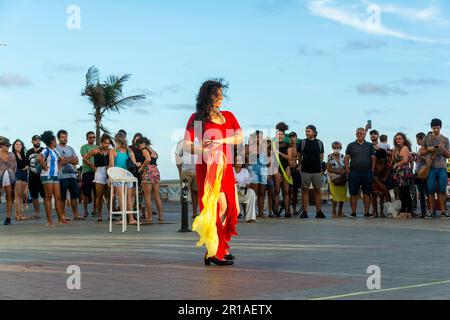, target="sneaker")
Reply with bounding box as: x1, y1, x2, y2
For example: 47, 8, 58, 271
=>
300, 211, 309, 219
425, 212, 435, 220
3, 218, 11, 226
364, 213, 375, 219
349, 213, 357, 219
316, 211, 326, 219
285, 213, 292, 218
